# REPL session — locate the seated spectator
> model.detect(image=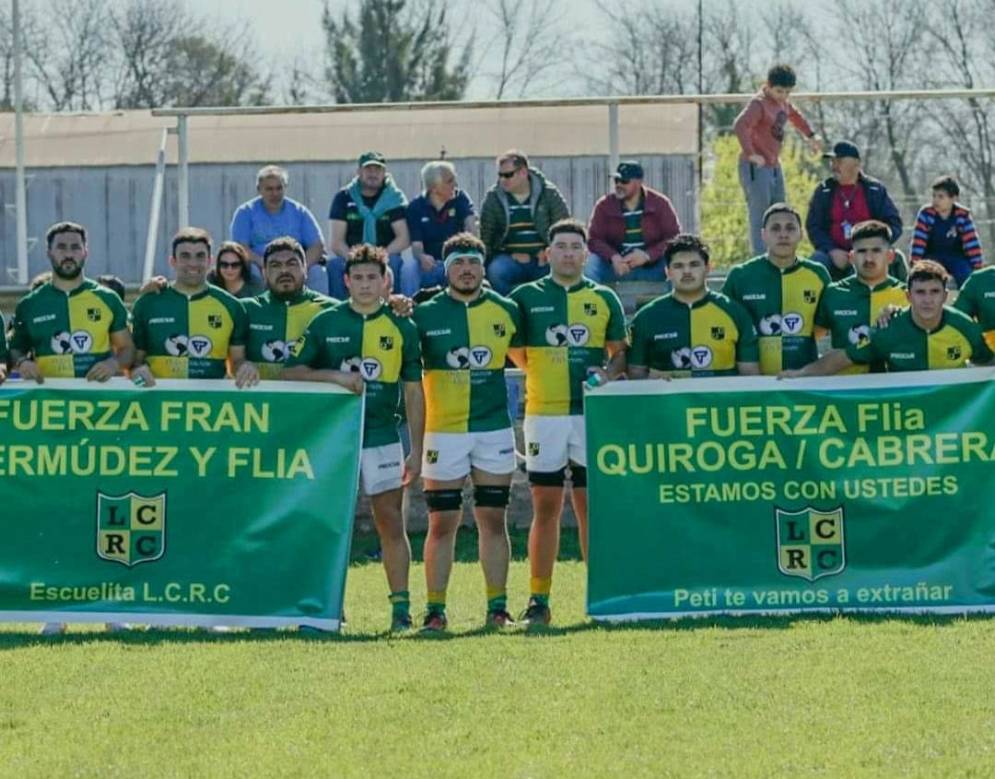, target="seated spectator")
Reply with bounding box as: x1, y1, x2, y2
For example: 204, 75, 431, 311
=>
806, 141, 907, 282
481, 149, 569, 296
207, 241, 265, 299
910, 175, 983, 288
407, 160, 477, 290
230, 164, 324, 287
327, 152, 416, 300
585, 160, 681, 285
